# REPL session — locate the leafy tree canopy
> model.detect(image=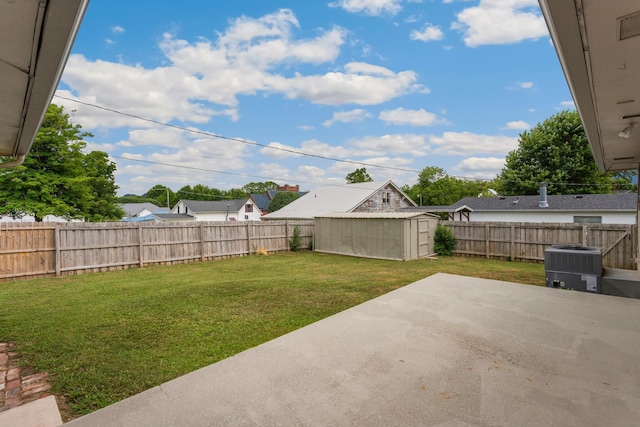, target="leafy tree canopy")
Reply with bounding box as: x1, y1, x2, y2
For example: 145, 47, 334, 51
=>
243, 181, 278, 194
268, 191, 300, 212
497, 110, 614, 195
403, 166, 490, 206
0, 104, 123, 221
345, 167, 373, 184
